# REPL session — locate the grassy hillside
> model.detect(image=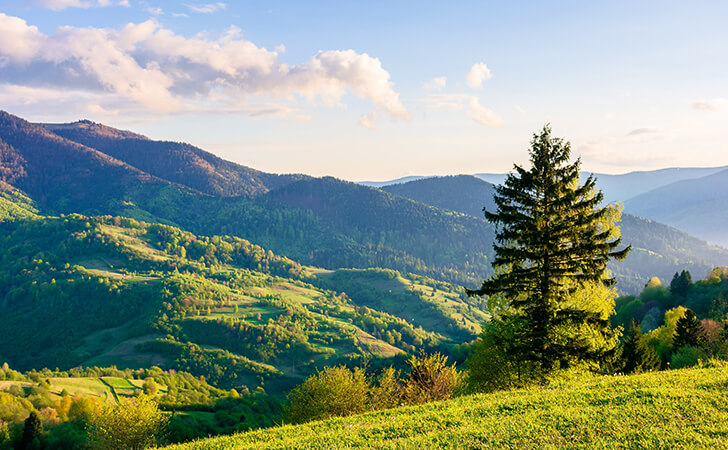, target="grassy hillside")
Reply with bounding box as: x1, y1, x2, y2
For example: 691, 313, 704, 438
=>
166, 366, 728, 449
0, 214, 482, 393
